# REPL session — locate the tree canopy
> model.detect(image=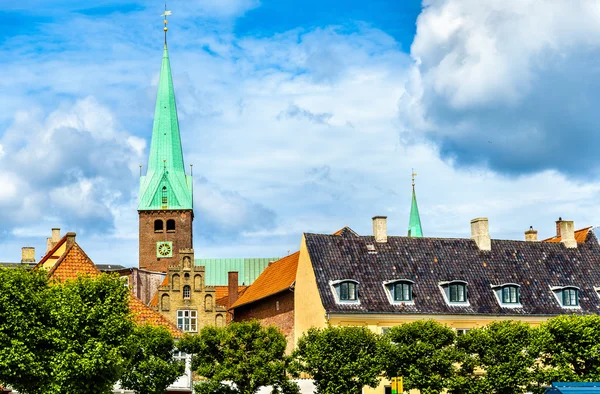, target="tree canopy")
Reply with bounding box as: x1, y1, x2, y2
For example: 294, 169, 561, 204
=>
178, 320, 298, 394
293, 325, 382, 394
